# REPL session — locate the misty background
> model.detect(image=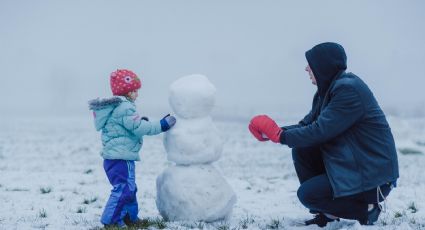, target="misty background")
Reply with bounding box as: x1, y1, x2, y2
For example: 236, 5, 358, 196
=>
1, 0, 424, 121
